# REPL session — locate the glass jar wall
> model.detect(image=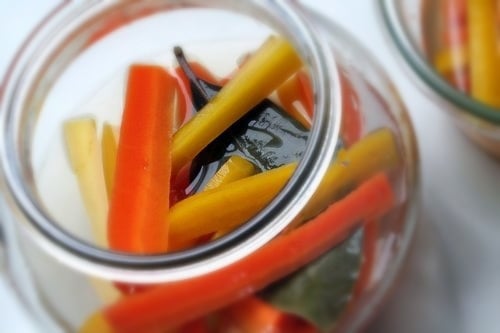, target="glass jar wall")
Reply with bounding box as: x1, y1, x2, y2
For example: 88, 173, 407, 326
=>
0, 1, 418, 332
